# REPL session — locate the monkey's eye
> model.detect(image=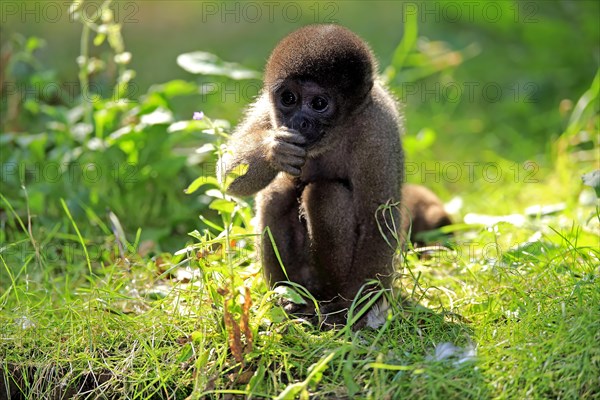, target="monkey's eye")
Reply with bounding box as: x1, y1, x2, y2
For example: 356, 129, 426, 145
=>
281, 91, 297, 107
310, 96, 329, 112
